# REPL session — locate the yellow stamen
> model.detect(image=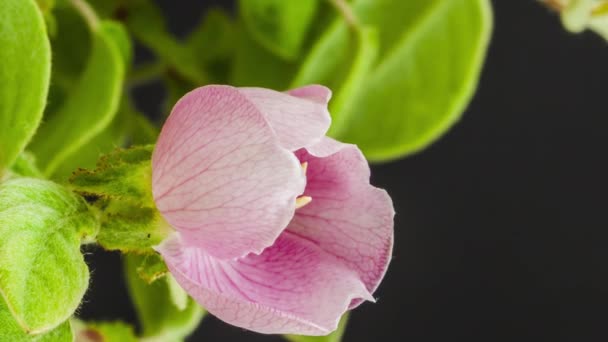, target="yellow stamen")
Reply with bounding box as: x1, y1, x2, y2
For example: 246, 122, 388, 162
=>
295, 196, 312, 209
301, 162, 308, 175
